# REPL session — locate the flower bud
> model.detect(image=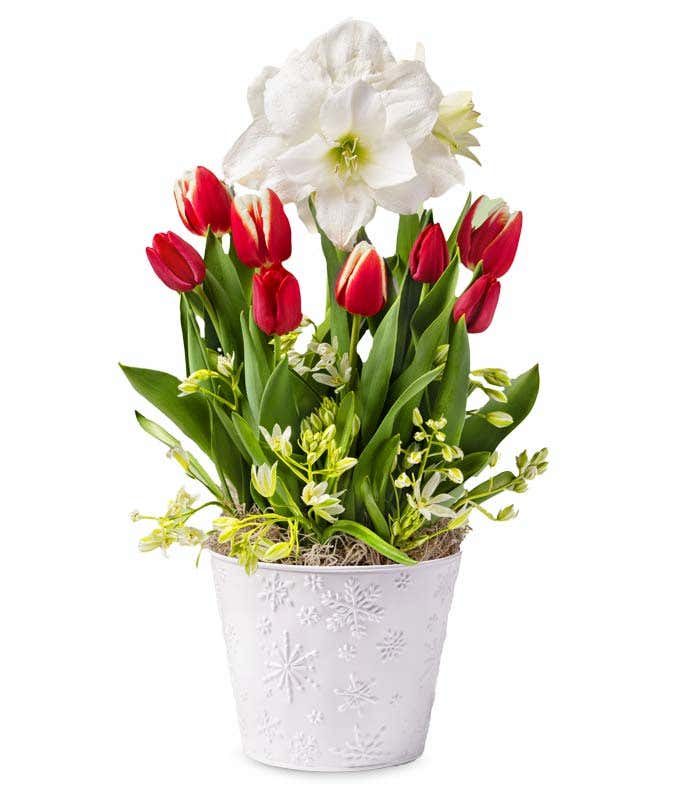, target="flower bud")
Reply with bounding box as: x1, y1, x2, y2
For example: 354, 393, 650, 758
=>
453, 274, 501, 333
252, 265, 302, 336
335, 242, 387, 317
457, 196, 522, 278
484, 411, 514, 428
230, 188, 291, 268
409, 223, 449, 283
174, 166, 232, 237
146, 231, 205, 291
251, 462, 277, 498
